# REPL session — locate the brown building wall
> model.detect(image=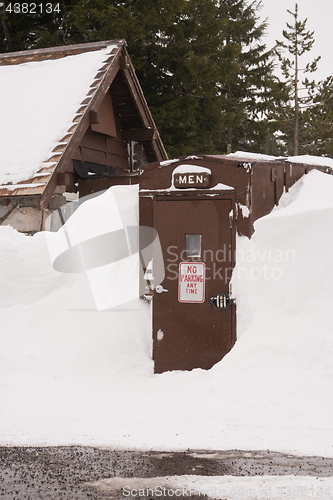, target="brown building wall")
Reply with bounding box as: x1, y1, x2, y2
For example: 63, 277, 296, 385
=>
139, 155, 333, 373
